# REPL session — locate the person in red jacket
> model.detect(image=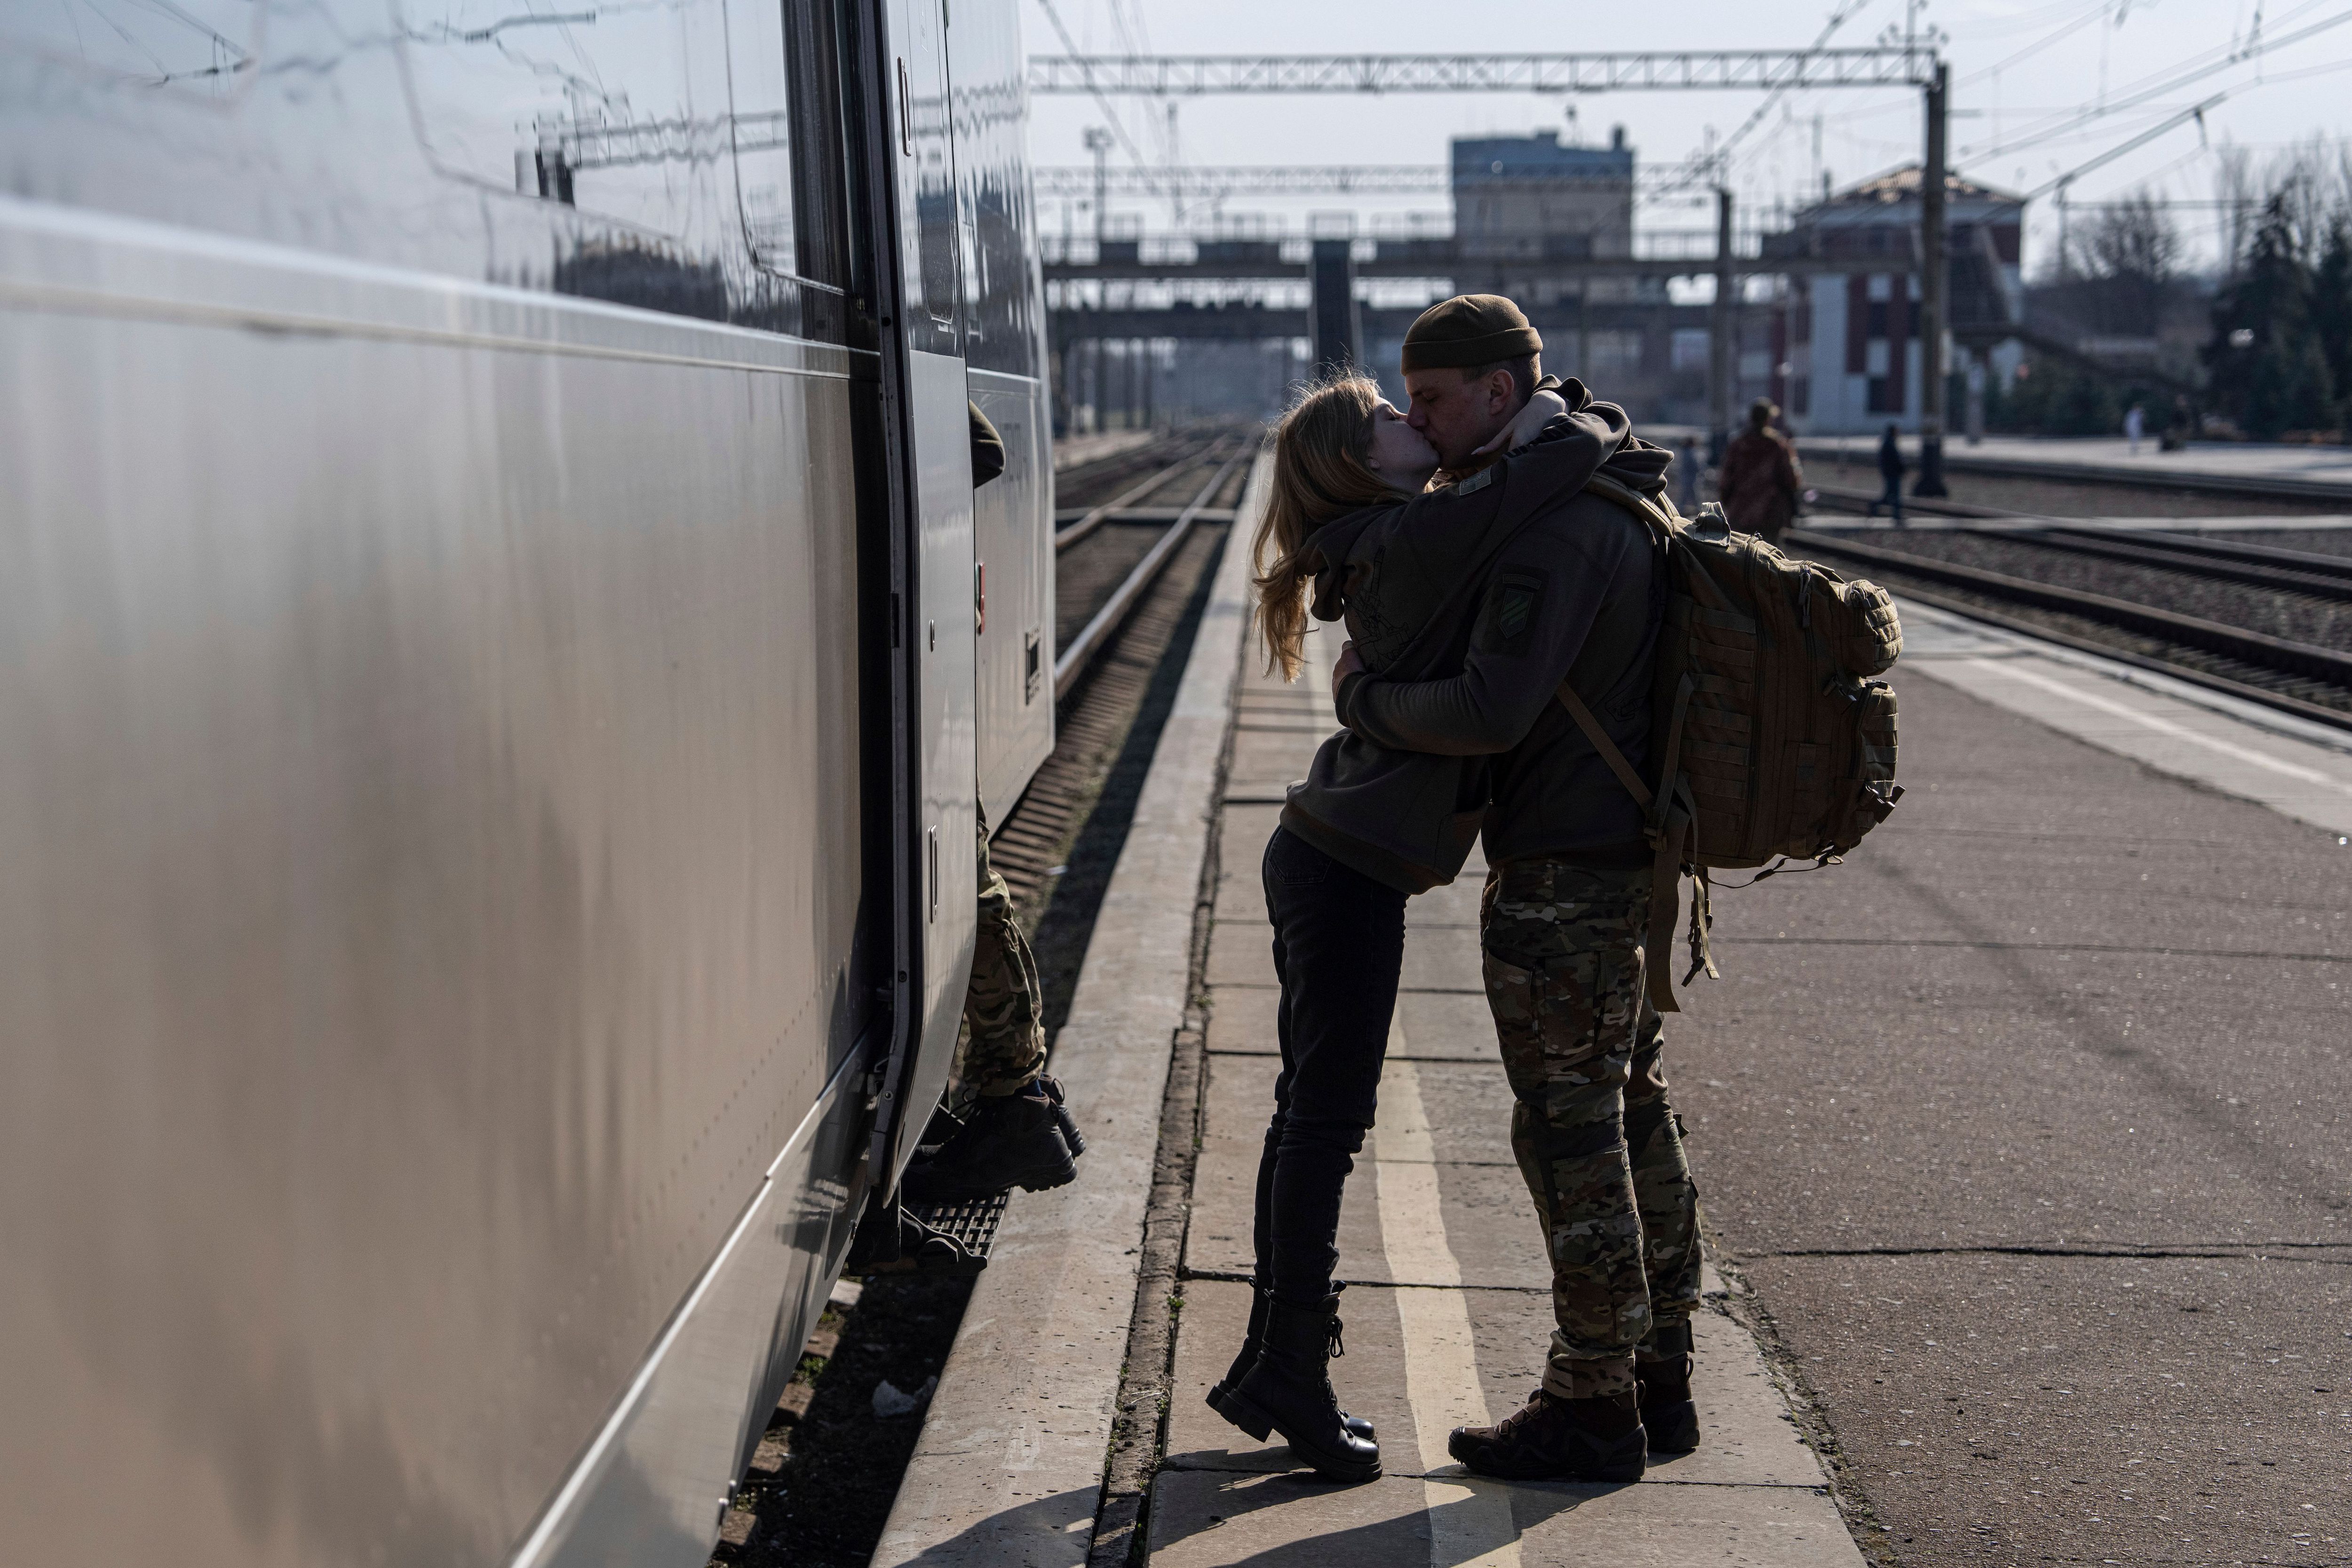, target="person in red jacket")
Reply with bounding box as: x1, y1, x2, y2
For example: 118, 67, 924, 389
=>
1715, 398, 1804, 545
